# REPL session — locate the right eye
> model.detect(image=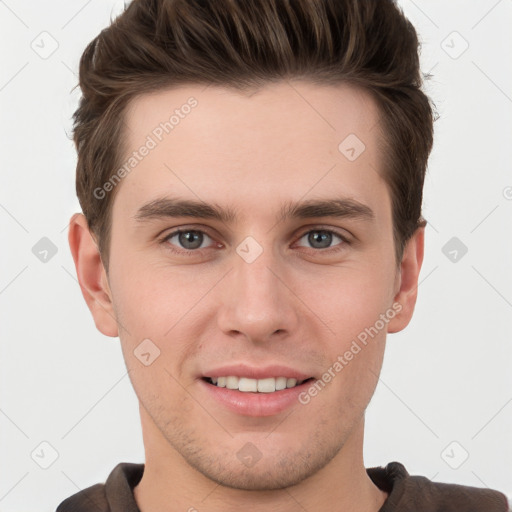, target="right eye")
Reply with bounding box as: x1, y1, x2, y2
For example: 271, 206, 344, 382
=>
160, 228, 221, 255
